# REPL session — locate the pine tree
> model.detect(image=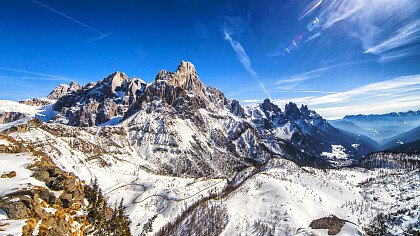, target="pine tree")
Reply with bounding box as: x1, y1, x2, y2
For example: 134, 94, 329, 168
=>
106, 199, 131, 236
85, 177, 107, 230
85, 178, 132, 235
115, 199, 132, 236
